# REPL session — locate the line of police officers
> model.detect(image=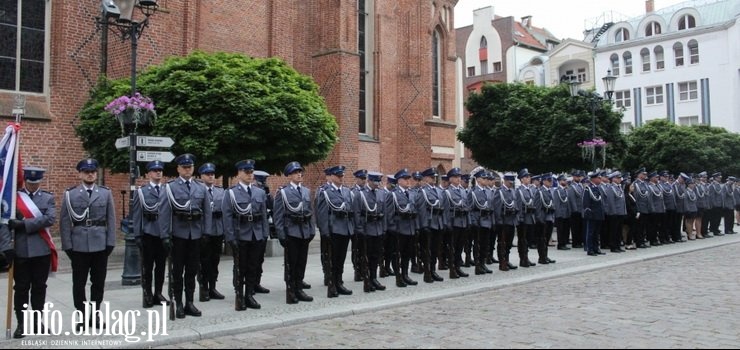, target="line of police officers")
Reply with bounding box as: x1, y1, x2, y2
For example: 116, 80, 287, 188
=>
3, 156, 738, 338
